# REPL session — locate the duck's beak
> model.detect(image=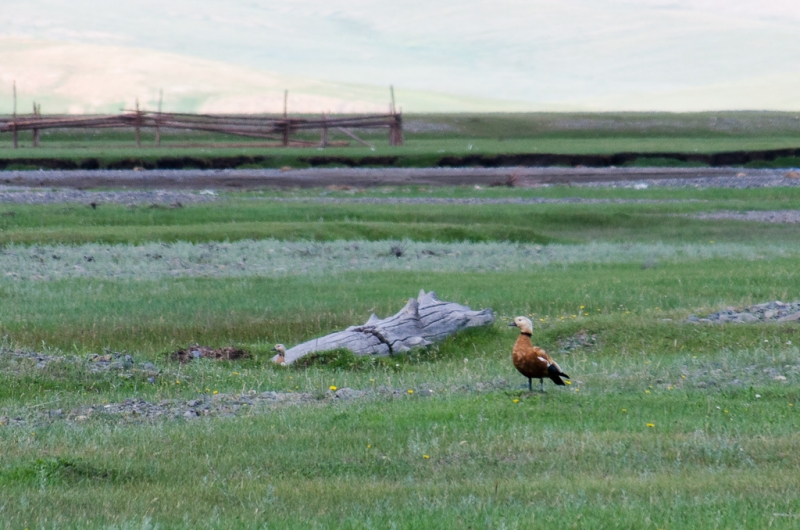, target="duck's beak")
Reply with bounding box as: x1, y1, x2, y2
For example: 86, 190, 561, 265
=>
271, 347, 277, 352
508, 322, 518, 327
